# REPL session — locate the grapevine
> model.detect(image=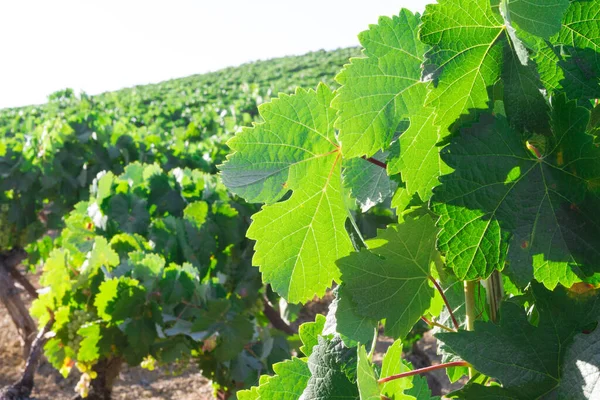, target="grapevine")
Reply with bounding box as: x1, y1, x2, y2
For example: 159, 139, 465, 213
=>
221, 1, 600, 398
